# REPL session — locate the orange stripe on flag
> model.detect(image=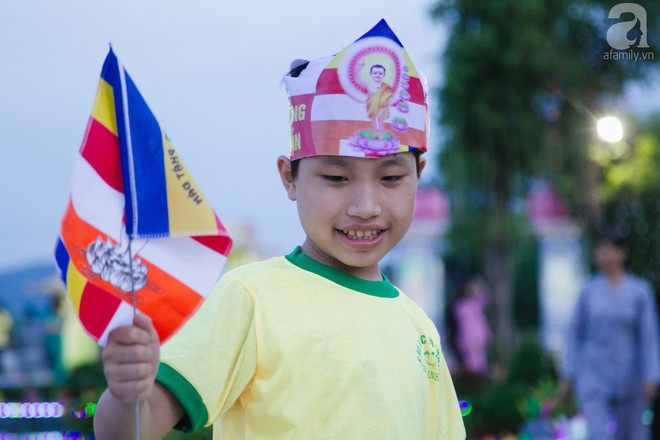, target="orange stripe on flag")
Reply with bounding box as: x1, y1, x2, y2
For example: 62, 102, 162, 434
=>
137, 261, 204, 342
61, 199, 204, 342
